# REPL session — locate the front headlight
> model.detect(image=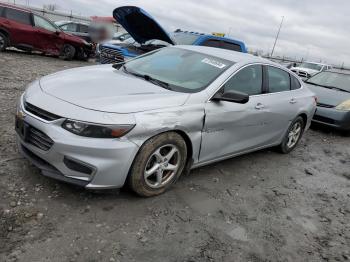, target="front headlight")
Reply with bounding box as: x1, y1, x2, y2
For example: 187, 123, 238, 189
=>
335, 100, 350, 111
62, 120, 135, 138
